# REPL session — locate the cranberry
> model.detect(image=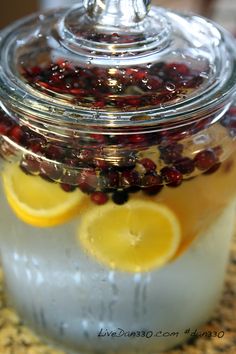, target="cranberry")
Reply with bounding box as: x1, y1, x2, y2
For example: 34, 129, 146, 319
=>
40, 172, 55, 183
139, 158, 157, 172
100, 169, 119, 192
91, 191, 109, 205
40, 161, 63, 180
146, 77, 162, 90
161, 166, 183, 187
194, 149, 218, 171
203, 162, 221, 175
128, 134, 146, 144
159, 143, 183, 164
79, 149, 94, 166
20, 155, 40, 174
120, 170, 140, 192
28, 138, 45, 153
94, 157, 109, 170
78, 169, 97, 194
45, 144, 65, 161
90, 133, 106, 144
0, 115, 13, 135
61, 184, 77, 192
8, 125, 23, 144
112, 190, 129, 205
142, 172, 163, 195
166, 63, 190, 76
174, 157, 195, 175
